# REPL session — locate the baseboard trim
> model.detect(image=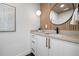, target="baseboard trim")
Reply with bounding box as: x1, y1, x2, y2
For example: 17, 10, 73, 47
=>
16, 49, 31, 56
